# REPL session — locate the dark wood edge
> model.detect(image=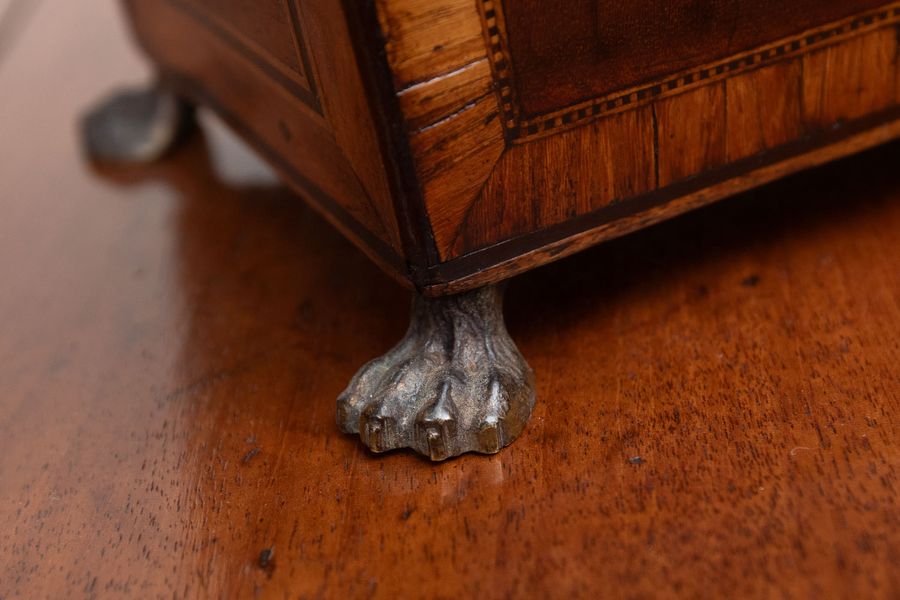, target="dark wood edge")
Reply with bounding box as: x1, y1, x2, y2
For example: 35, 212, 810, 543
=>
165, 0, 322, 114
284, 0, 320, 103
162, 72, 413, 291
419, 107, 900, 296
339, 0, 442, 279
